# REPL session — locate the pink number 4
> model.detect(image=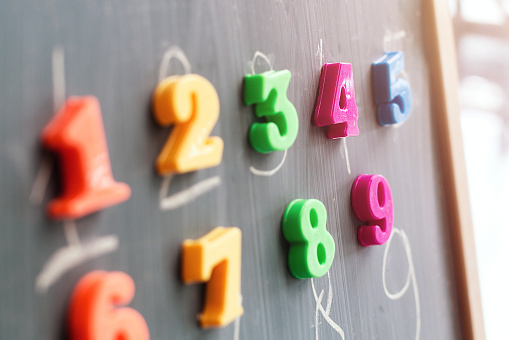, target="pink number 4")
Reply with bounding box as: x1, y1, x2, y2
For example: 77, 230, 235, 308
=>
351, 174, 394, 246
314, 63, 359, 139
